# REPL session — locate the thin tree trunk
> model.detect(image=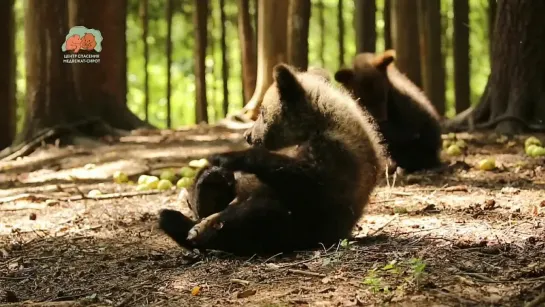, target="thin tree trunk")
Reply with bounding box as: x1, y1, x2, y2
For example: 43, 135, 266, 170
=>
453, 0, 470, 114
383, 0, 392, 50
238, 0, 257, 104
194, 0, 209, 123
391, 0, 421, 87
338, 0, 345, 67
0, 0, 15, 149
166, 0, 173, 127
220, 0, 230, 117
418, 0, 445, 116
318, 0, 325, 66
354, 0, 376, 53
287, 0, 311, 70
140, 0, 150, 122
